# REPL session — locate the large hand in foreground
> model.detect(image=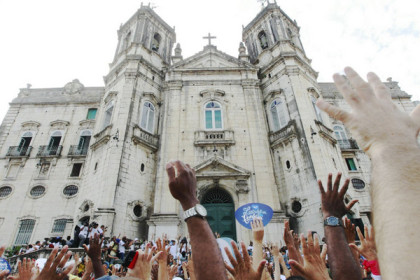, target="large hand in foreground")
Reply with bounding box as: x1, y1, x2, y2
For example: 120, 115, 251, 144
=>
166, 160, 199, 211
283, 220, 303, 265
8, 258, 35, 280
289, 232, 330, 280
34, 246, 73, 280
316, 67, 420, 157
127, 244, 162, 280
224, 241, 266, 280
318, 173, 358, 219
